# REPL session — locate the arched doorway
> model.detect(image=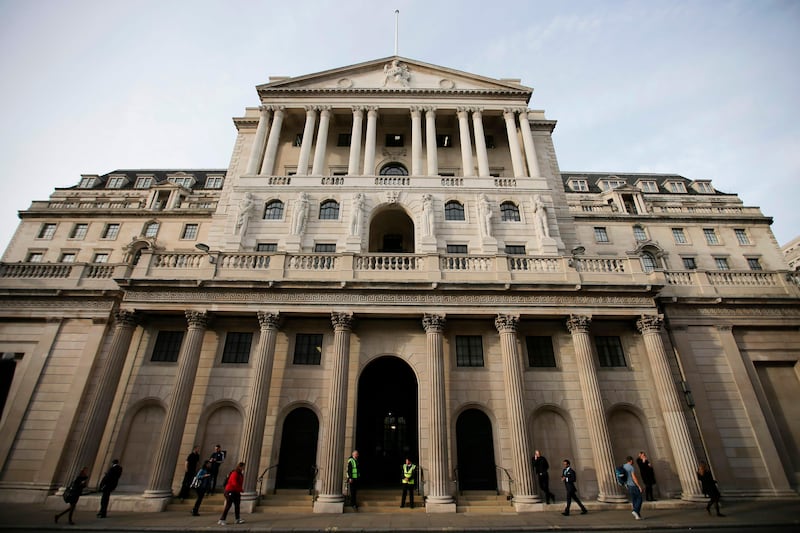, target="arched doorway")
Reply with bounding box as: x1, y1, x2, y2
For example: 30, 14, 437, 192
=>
276, 407, 319, 489
456, 409, 497, 490
355, 356, 418, 487
367, 206, 415, 253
